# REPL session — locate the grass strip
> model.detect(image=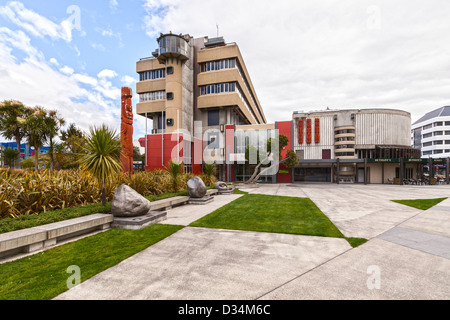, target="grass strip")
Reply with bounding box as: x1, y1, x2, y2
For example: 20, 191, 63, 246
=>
190, 194, 366, 247
391, 197, 447, 210
0, 224, 183, 300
